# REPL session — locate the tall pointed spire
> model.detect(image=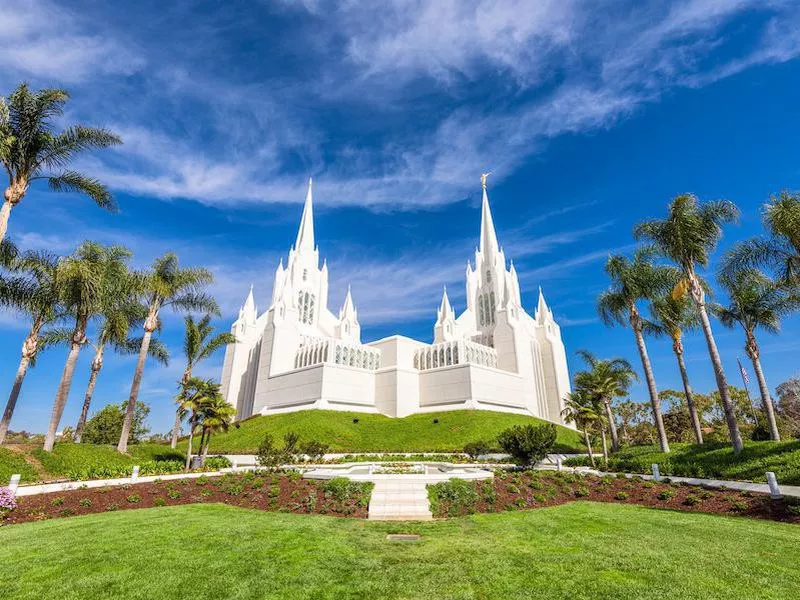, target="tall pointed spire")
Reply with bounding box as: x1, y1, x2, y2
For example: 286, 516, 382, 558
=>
536, 286, 549, 322
295, 178, 315, 252
242, 284, 256, 322
479, 174, 499, 256
437, 286, 455, 323
340, 285, 357, 320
